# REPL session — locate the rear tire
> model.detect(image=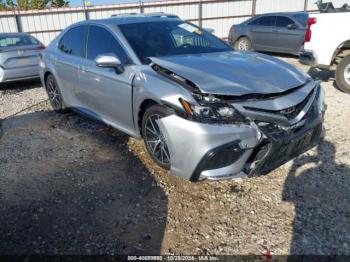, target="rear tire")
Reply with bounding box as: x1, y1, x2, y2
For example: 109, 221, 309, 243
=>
335, 54, 350, 94
45, 74, 67, 112
141, 105, 173, 170
234, 37, 252, 51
